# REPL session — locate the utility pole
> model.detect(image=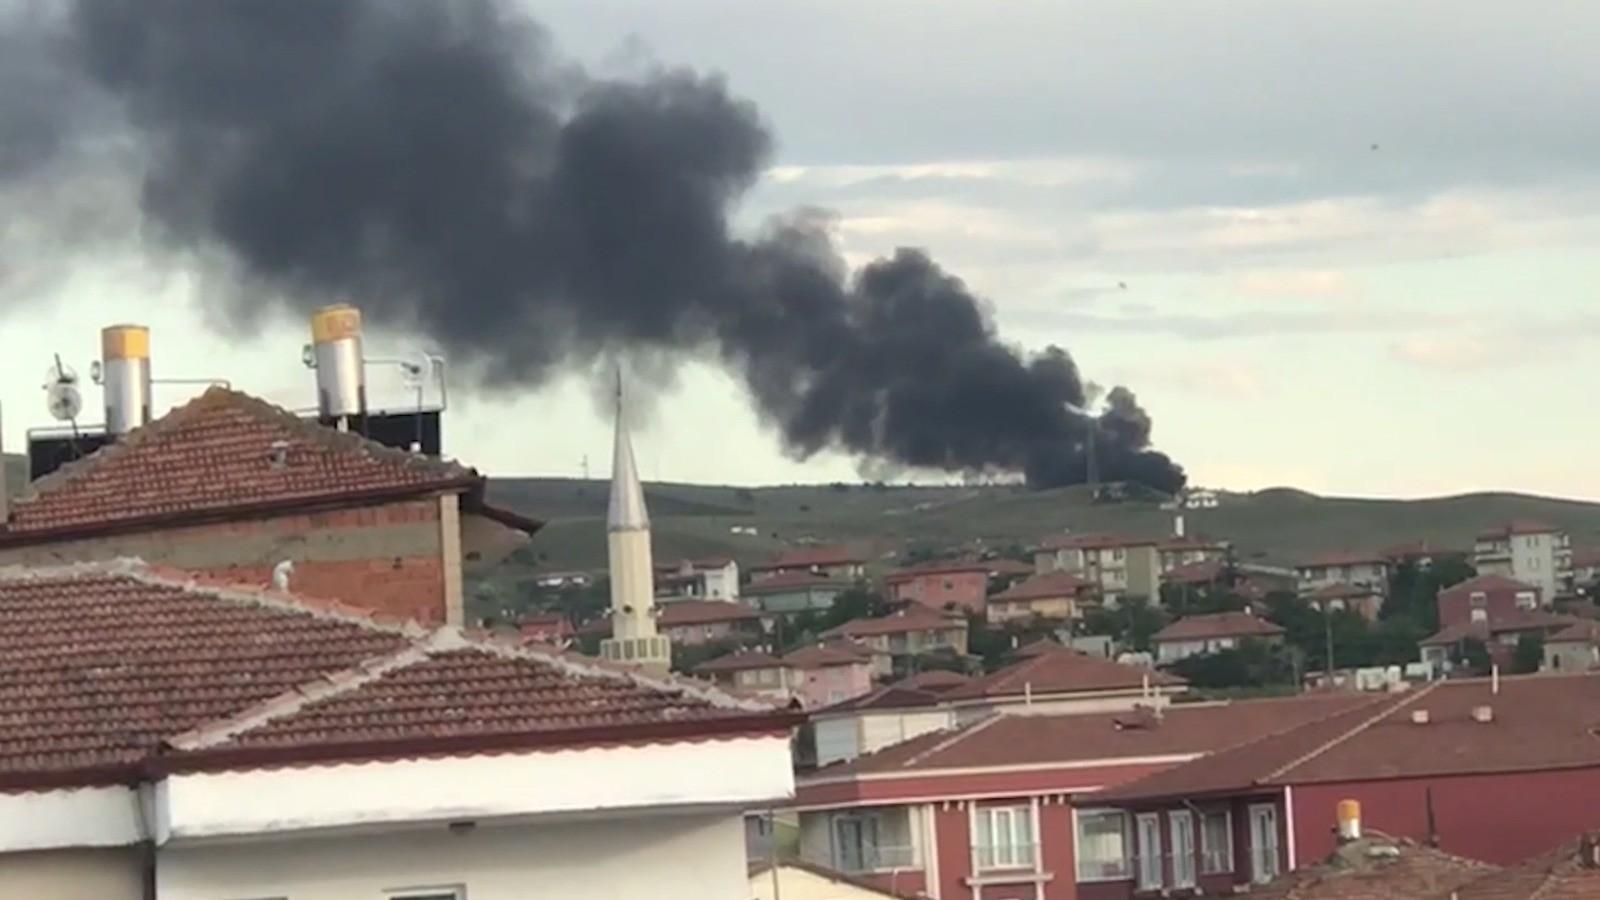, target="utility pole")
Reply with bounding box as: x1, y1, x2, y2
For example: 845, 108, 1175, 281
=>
1324, 609, 1336, 688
